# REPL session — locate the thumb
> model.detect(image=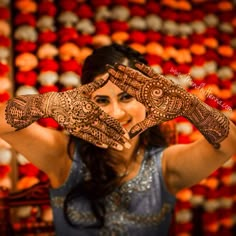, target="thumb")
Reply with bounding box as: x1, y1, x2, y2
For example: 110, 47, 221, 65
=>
129, 117, 158, 138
